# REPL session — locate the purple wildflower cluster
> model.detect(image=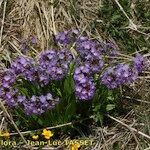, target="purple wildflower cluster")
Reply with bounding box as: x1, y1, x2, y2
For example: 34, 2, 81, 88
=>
38, 49, 73, 84
55, 29, 79, 45
101, 64, 138, 89
133, 54, 147, 73
0, 70, 20, 106
0, 67, 59, 115
21, 93, 59, 115
72, 37, 105, 100
76, 37, 104, 74
0, 48, 73, 115
1, 70, 16, 88
0, 29, 148, 113
74, 64, 96, 100
11, 56, 37, 82
101, 54, 147, 89
55, 30, 147, 99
